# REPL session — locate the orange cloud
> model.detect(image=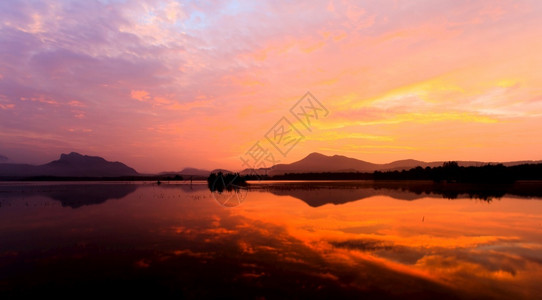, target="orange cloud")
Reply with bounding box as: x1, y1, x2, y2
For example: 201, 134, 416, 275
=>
0, 103, 14, 110
130, 90, 150, 102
